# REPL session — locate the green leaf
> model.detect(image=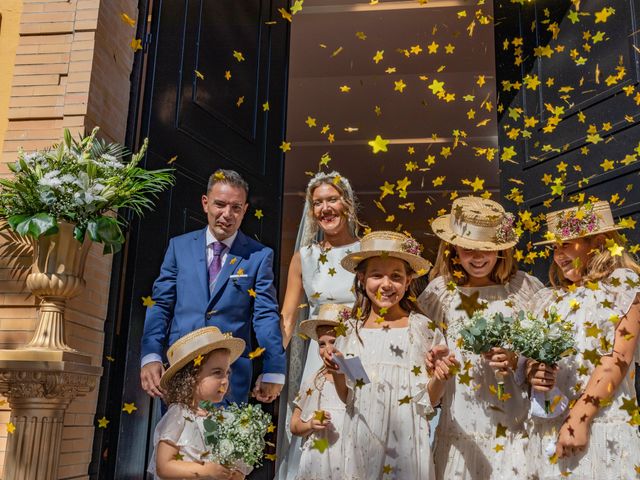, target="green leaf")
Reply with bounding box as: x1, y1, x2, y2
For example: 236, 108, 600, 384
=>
73, 225, 86, 242
7, 214, 30, 231
64, 128, 72, 149
86, 216, 124, 254
13, 213, 58, 237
